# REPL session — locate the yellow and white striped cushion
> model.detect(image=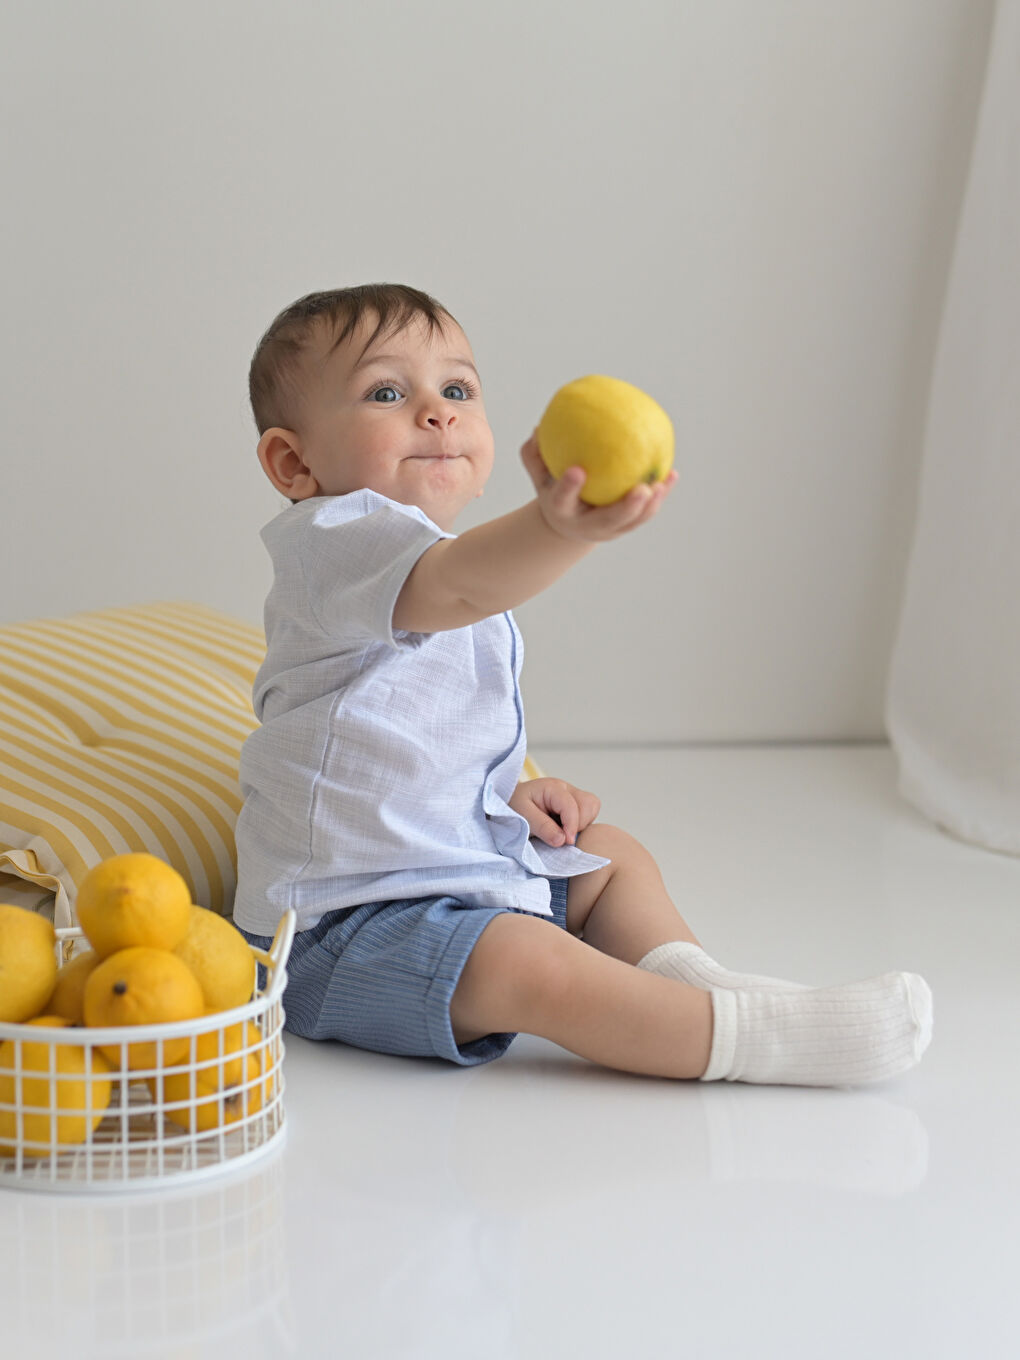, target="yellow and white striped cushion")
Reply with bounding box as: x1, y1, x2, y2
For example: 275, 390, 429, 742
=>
0, 600, 544, 929
0, 601, 264, 928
